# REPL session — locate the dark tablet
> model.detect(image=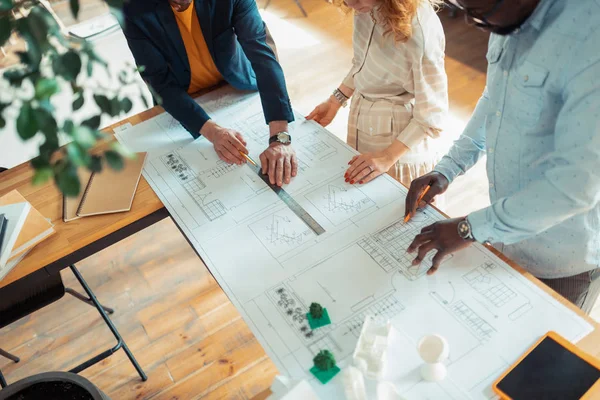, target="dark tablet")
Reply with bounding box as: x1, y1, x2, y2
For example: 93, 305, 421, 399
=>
493, 332, 600, 400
